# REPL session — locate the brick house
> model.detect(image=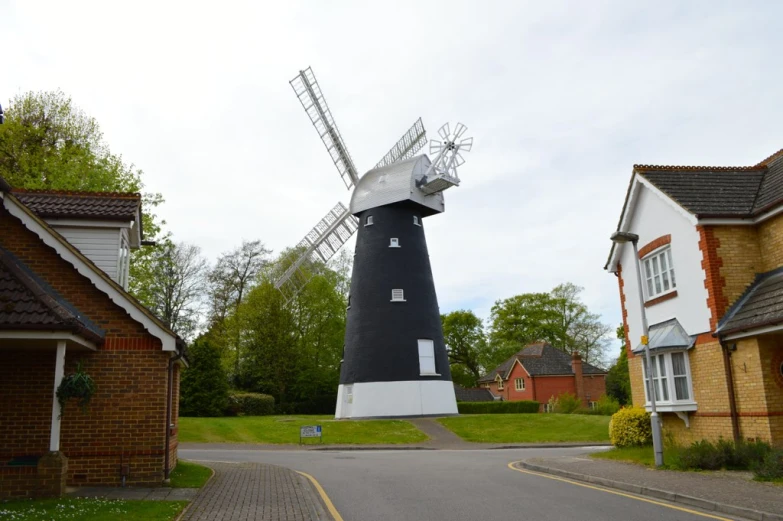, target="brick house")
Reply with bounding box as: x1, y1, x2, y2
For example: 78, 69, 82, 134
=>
606, 149, 783, 447
0, 178, 186, 499
477, 342, 607, 409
